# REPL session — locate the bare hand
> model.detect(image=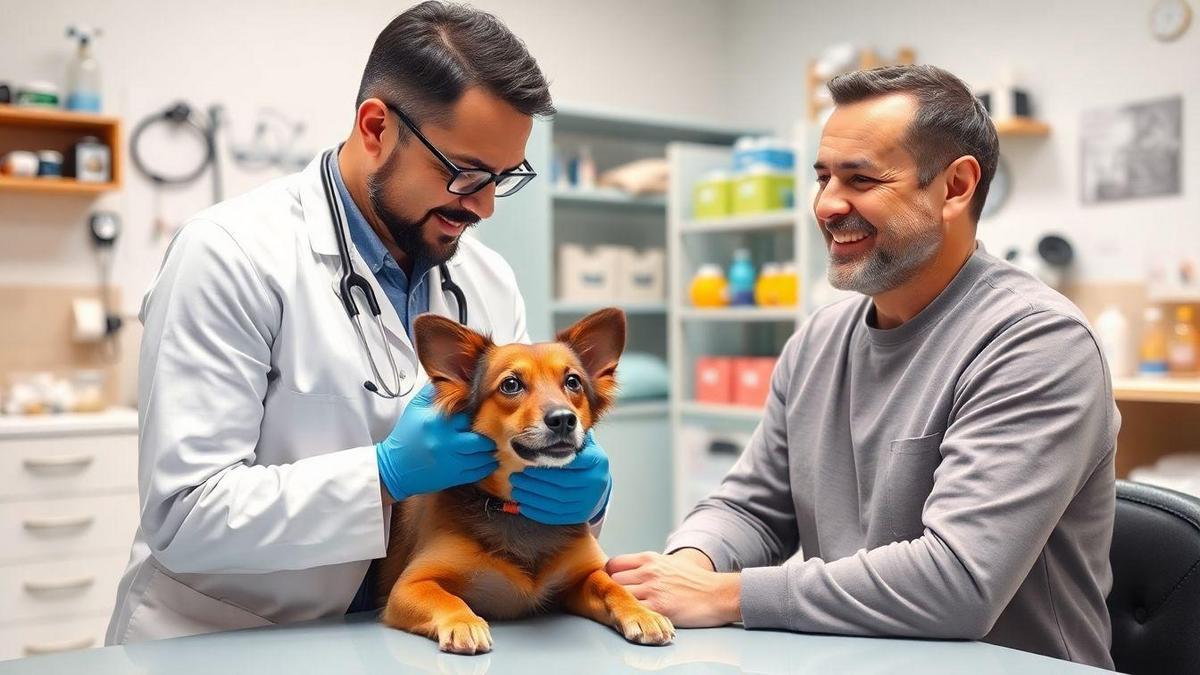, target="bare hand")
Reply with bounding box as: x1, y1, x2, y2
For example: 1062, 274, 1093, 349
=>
605, 551, 741, 627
